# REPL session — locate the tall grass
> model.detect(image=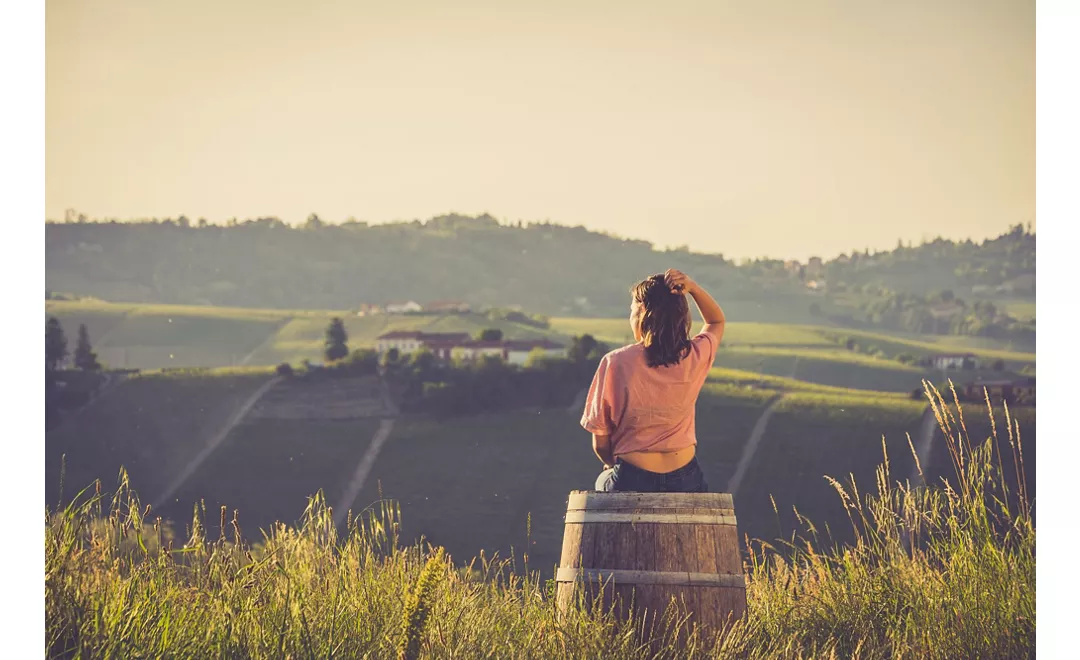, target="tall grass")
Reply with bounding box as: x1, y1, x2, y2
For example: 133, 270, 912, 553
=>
45, 382, 1033, 658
